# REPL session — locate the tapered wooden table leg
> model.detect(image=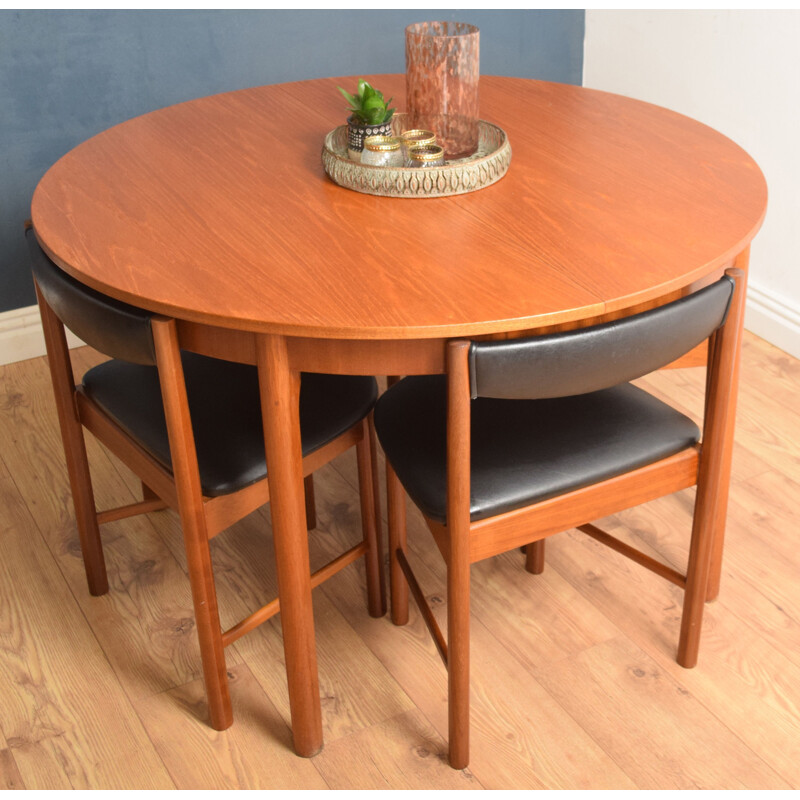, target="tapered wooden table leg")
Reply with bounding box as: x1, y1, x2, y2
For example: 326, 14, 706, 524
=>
368, 414, 387, 615
256, 334, 323, 758
386, 376, 409, 626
